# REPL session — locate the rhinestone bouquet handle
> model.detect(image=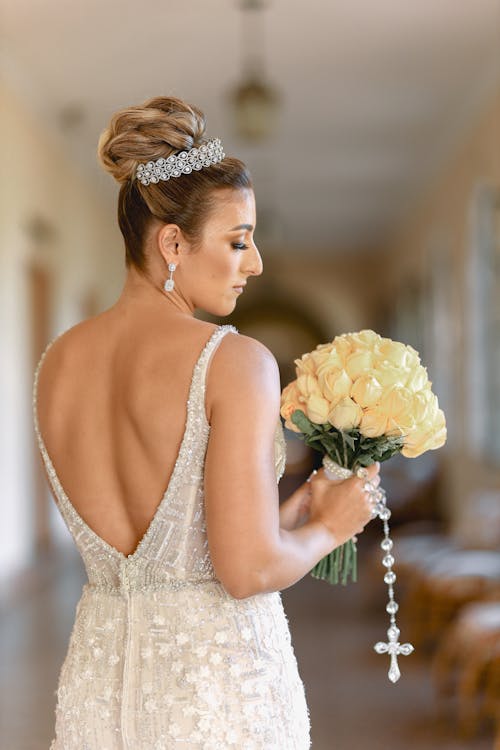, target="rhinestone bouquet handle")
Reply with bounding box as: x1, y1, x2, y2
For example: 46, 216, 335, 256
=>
323, 455, 414, 683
